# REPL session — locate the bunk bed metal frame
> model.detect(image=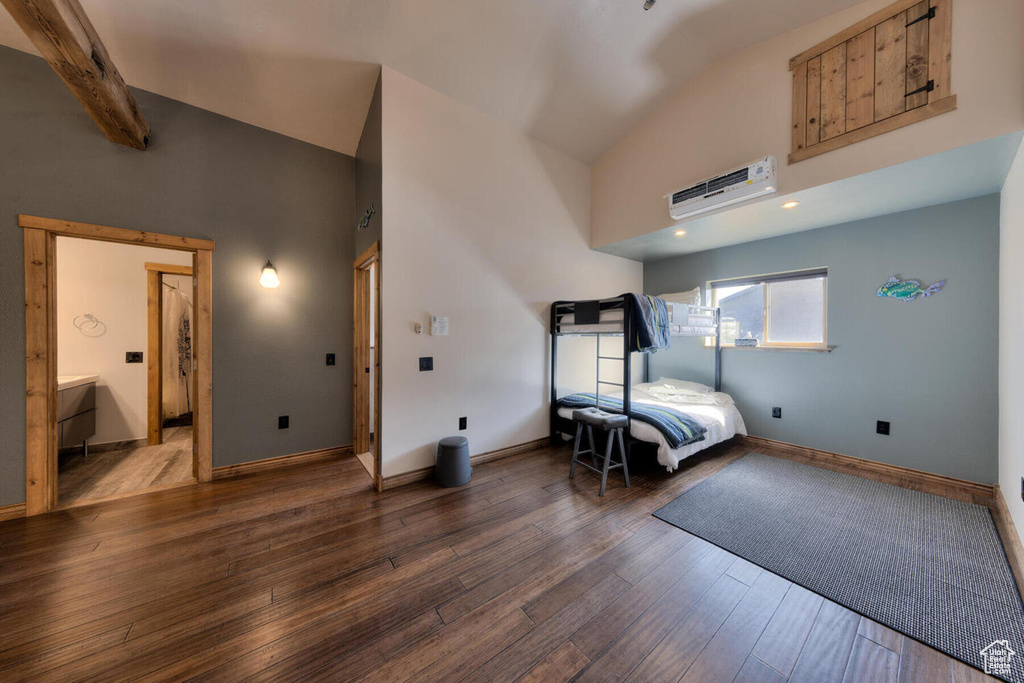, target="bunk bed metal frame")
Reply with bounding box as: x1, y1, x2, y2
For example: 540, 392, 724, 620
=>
550, 294, 722, 456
